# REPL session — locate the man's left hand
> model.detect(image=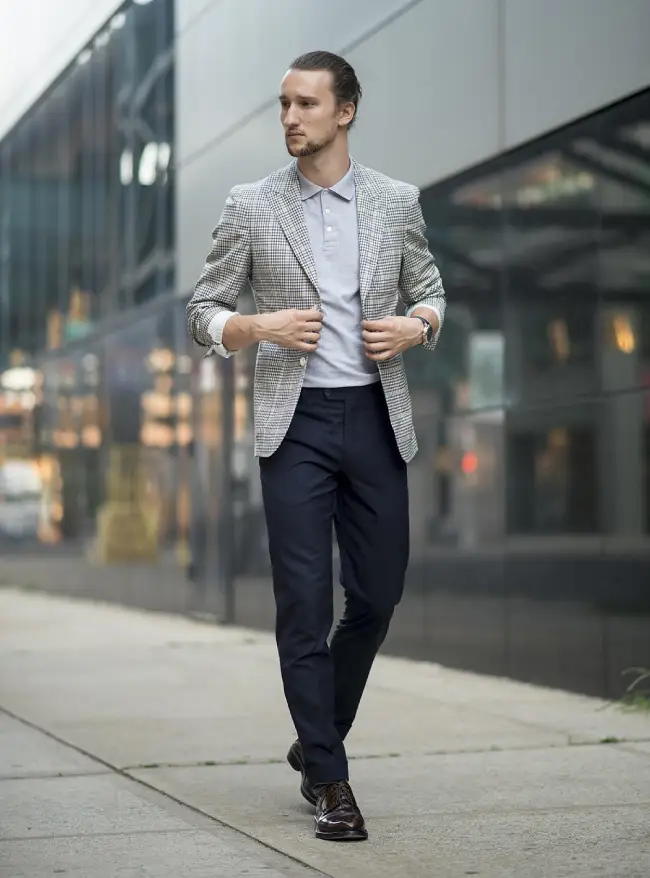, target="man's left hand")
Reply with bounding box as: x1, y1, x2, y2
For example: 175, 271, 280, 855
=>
362, 316, 424, 361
